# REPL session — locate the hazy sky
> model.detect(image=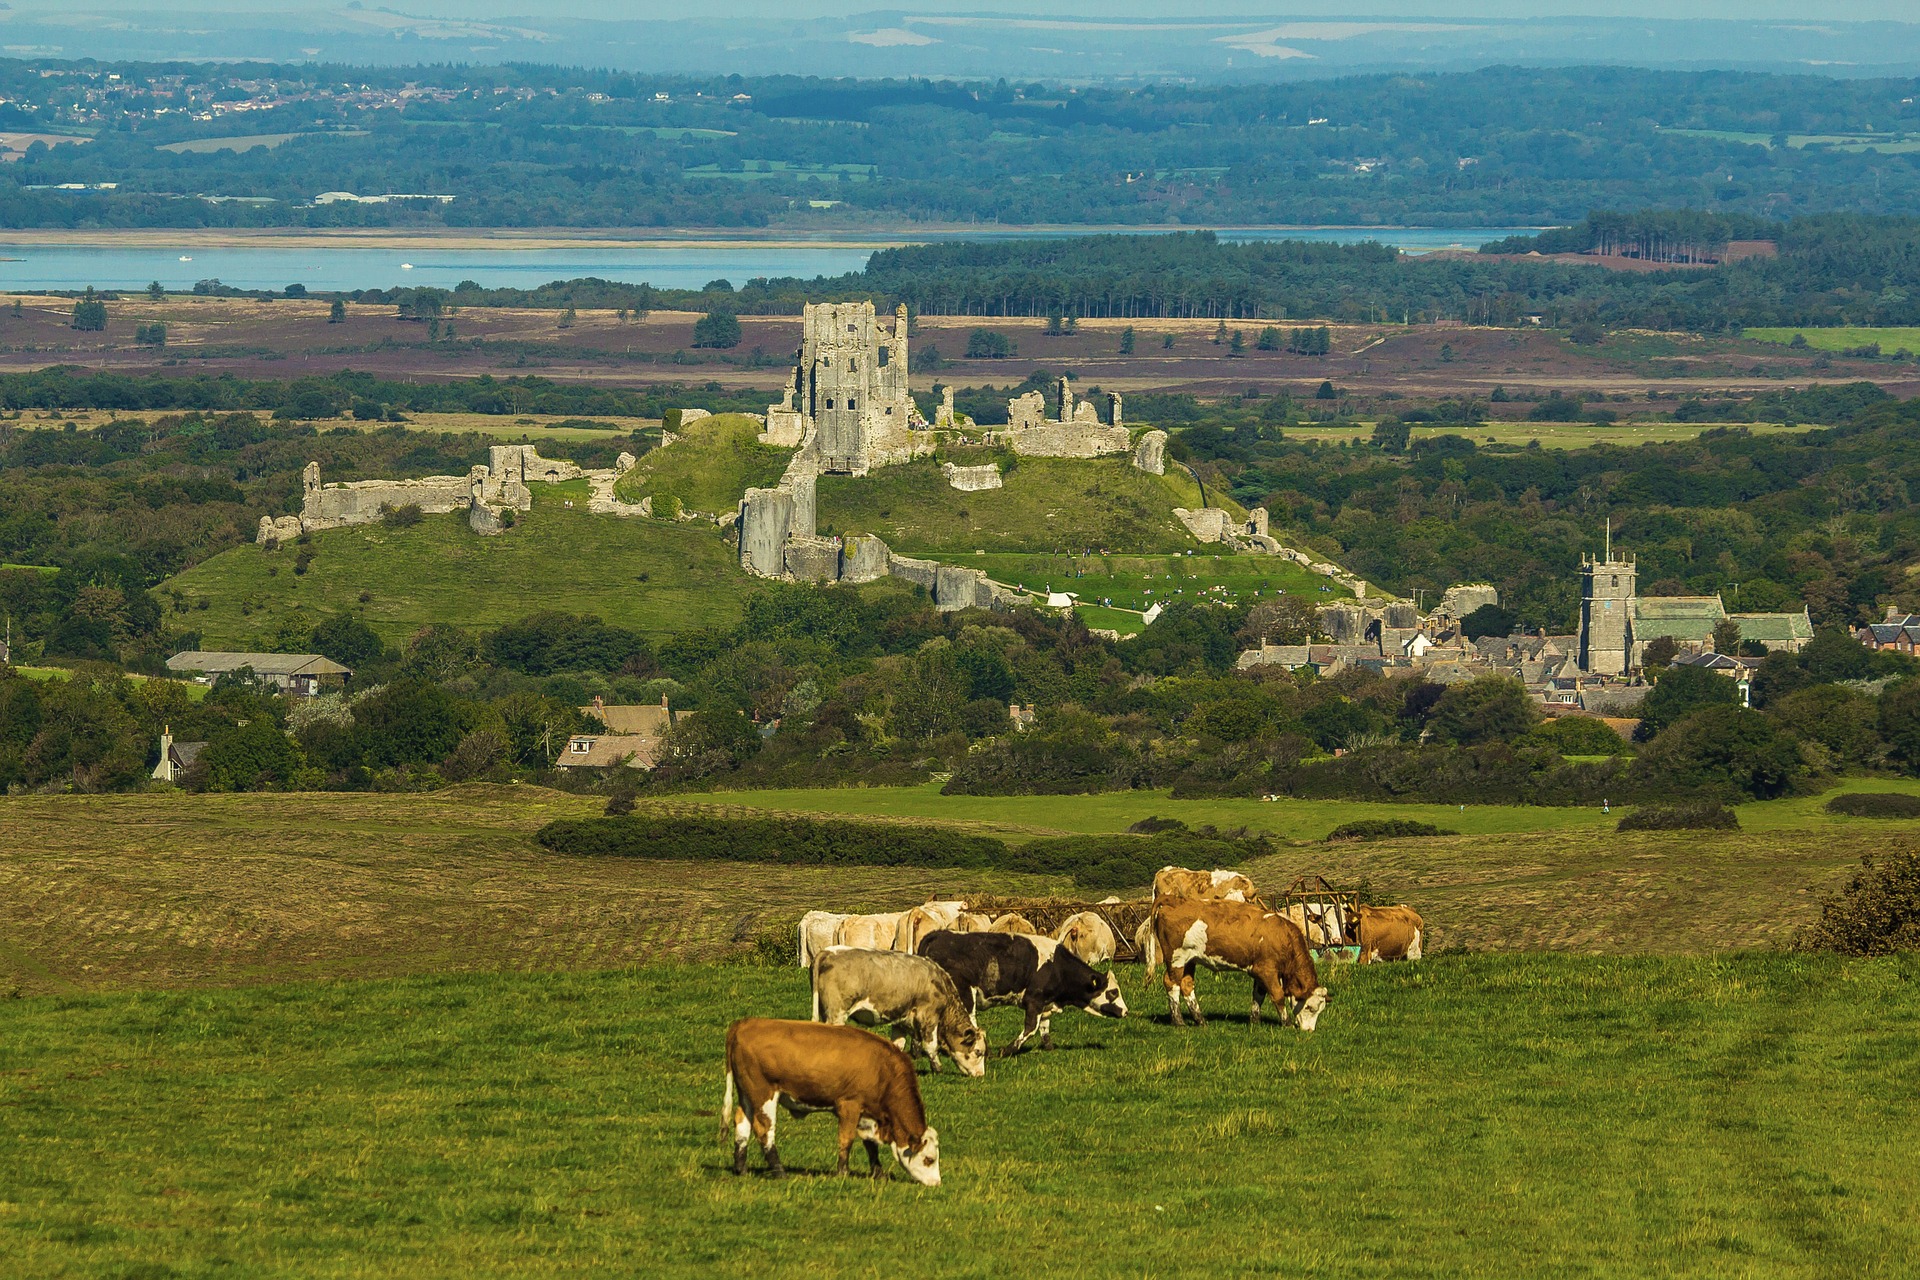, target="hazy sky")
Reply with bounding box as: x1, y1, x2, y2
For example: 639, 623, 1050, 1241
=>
16, 1, 1920, 19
